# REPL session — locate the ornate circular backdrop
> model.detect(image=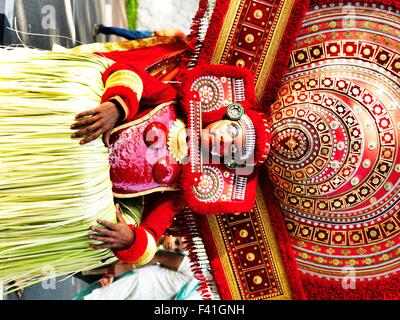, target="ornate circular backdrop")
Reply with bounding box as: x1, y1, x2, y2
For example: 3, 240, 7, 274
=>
267, 3, 400, 280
